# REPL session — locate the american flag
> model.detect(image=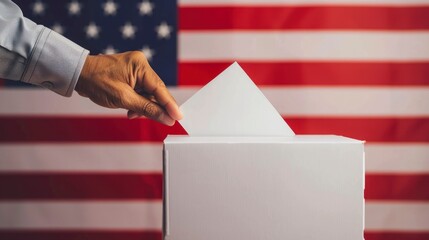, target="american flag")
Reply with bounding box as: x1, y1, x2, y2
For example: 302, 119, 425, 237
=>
0, 0, 428, 239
